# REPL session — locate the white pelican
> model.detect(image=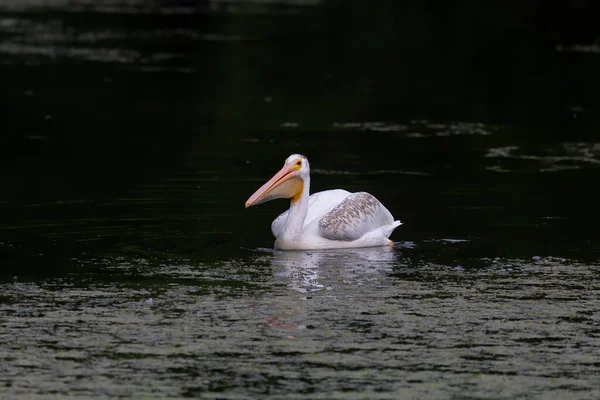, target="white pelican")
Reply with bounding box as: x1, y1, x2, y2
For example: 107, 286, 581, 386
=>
245, 154, 402, 250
